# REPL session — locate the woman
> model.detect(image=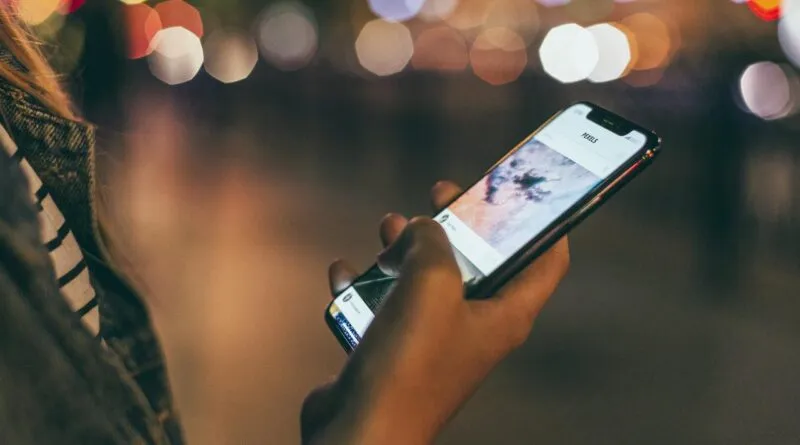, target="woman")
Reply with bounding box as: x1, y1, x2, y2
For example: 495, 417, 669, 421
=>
0, 5, 569, 444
